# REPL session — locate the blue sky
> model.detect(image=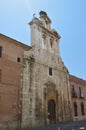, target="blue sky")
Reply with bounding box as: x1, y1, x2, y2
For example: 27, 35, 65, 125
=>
0, 0, 86, 79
